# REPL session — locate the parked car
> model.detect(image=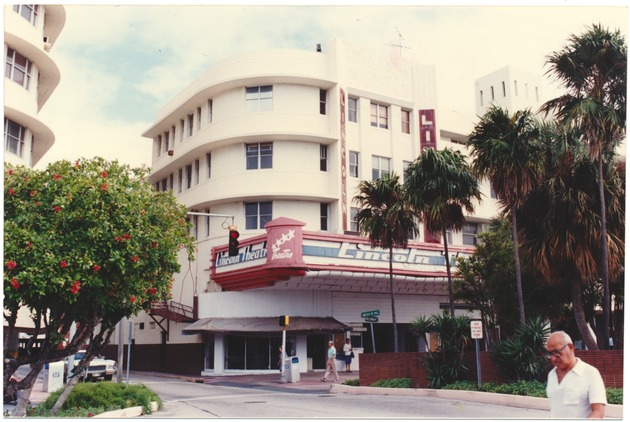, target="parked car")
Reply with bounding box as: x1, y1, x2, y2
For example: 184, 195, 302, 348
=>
64, 350, 117, 381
